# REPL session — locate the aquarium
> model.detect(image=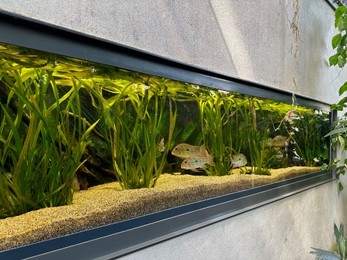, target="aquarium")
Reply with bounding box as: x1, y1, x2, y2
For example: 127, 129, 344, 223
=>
0, 13, 334, 258
0, 40, 332, 248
